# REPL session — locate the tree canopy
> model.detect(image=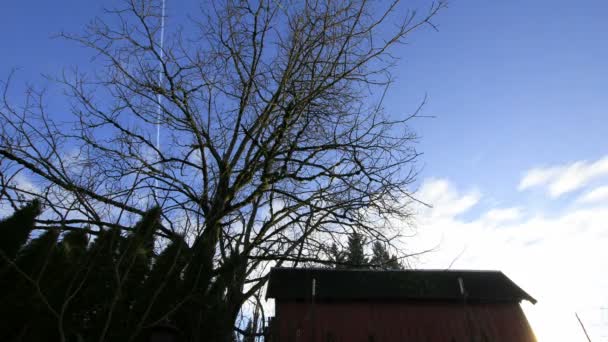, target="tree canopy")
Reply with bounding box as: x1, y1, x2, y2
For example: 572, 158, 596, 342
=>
329, 232, 403, 270
0, 0, 444, 340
